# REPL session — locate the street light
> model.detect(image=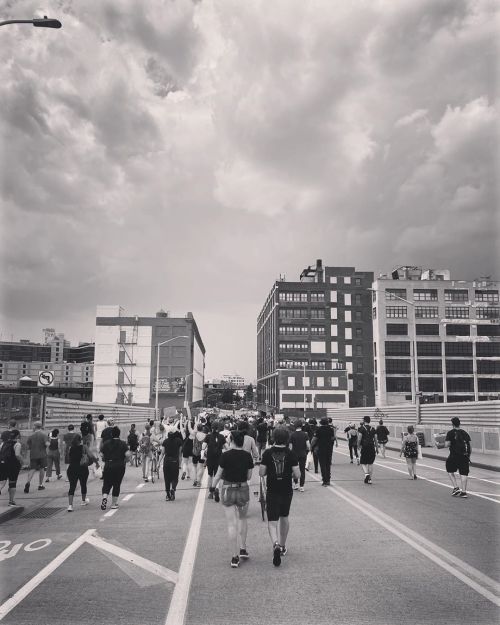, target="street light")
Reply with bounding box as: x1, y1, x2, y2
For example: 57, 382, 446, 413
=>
154, 335, 189, 419
0, 16, 62, 28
